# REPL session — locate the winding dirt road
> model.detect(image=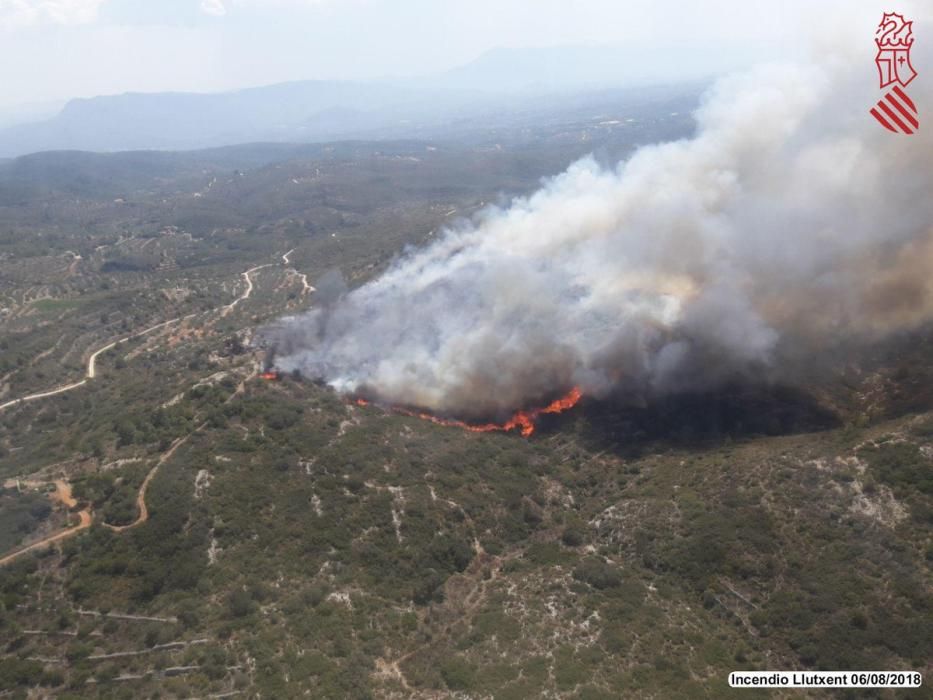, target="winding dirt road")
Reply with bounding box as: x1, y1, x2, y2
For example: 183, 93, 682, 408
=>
102, 429, 198, 532
282, 249, 315, 294
0, 314, 195, 413
0, 430, 203, 565
0, 254, 283, 413
221, 263, 272, 316
103, 360, 260, 533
